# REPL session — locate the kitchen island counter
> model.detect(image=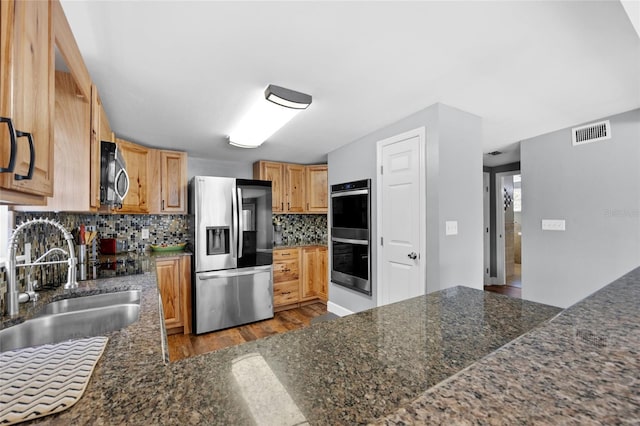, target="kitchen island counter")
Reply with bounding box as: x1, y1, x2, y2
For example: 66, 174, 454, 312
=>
16, 267, 566, 425
375, 267, 640, 424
